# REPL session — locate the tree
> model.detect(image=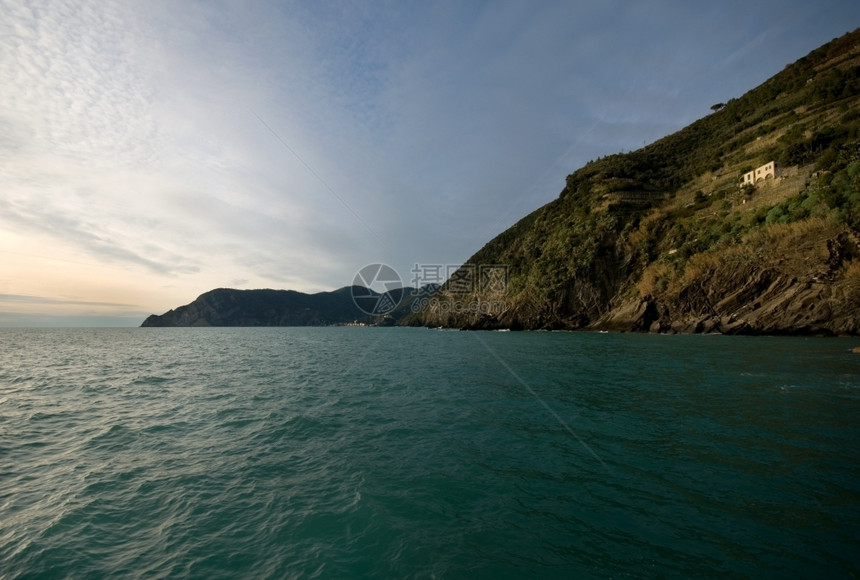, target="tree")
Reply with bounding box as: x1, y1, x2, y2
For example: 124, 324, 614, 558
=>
710, 103, 725, 112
